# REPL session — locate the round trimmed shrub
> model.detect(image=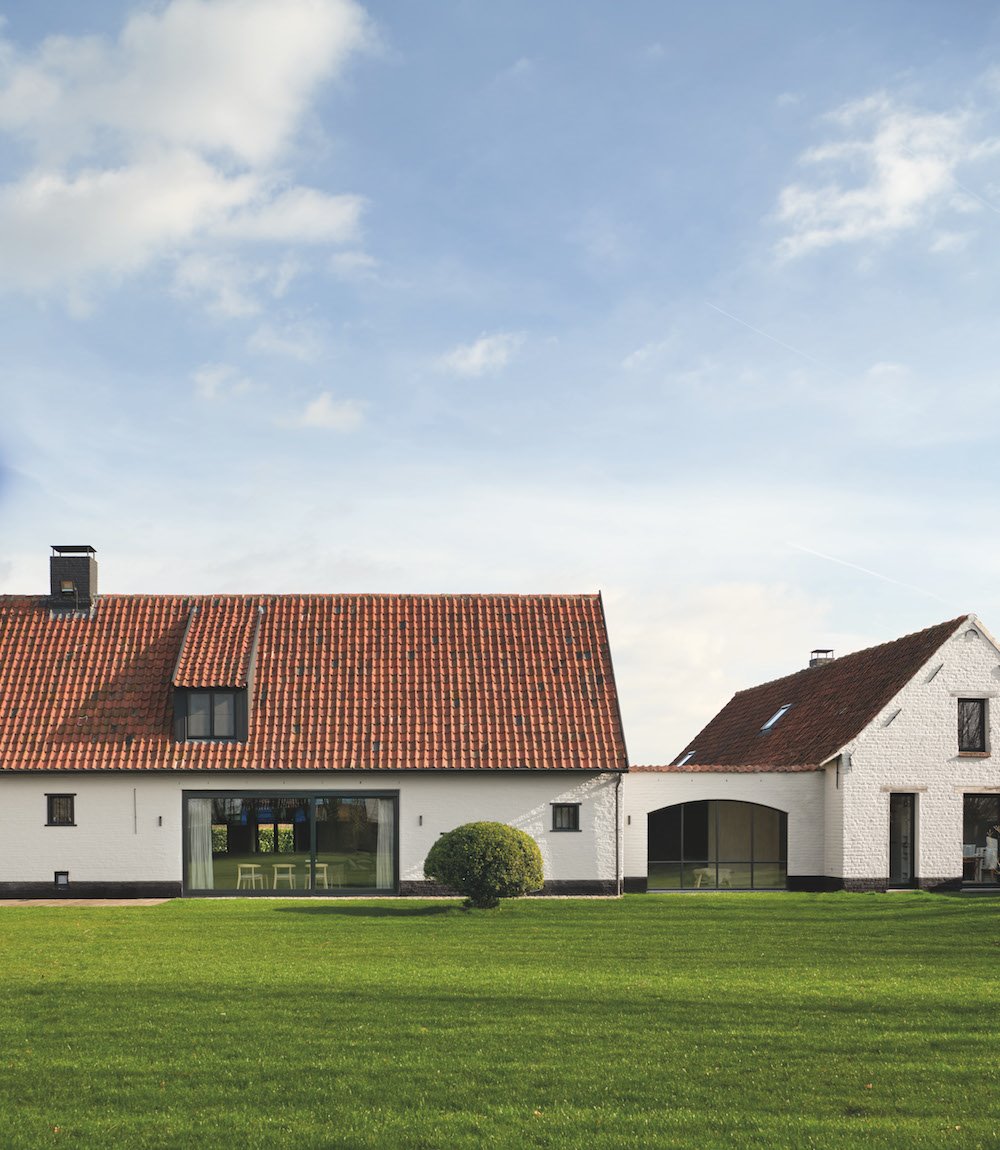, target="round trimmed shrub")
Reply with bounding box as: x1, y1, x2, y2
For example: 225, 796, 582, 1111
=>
424, 821, 544, 908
